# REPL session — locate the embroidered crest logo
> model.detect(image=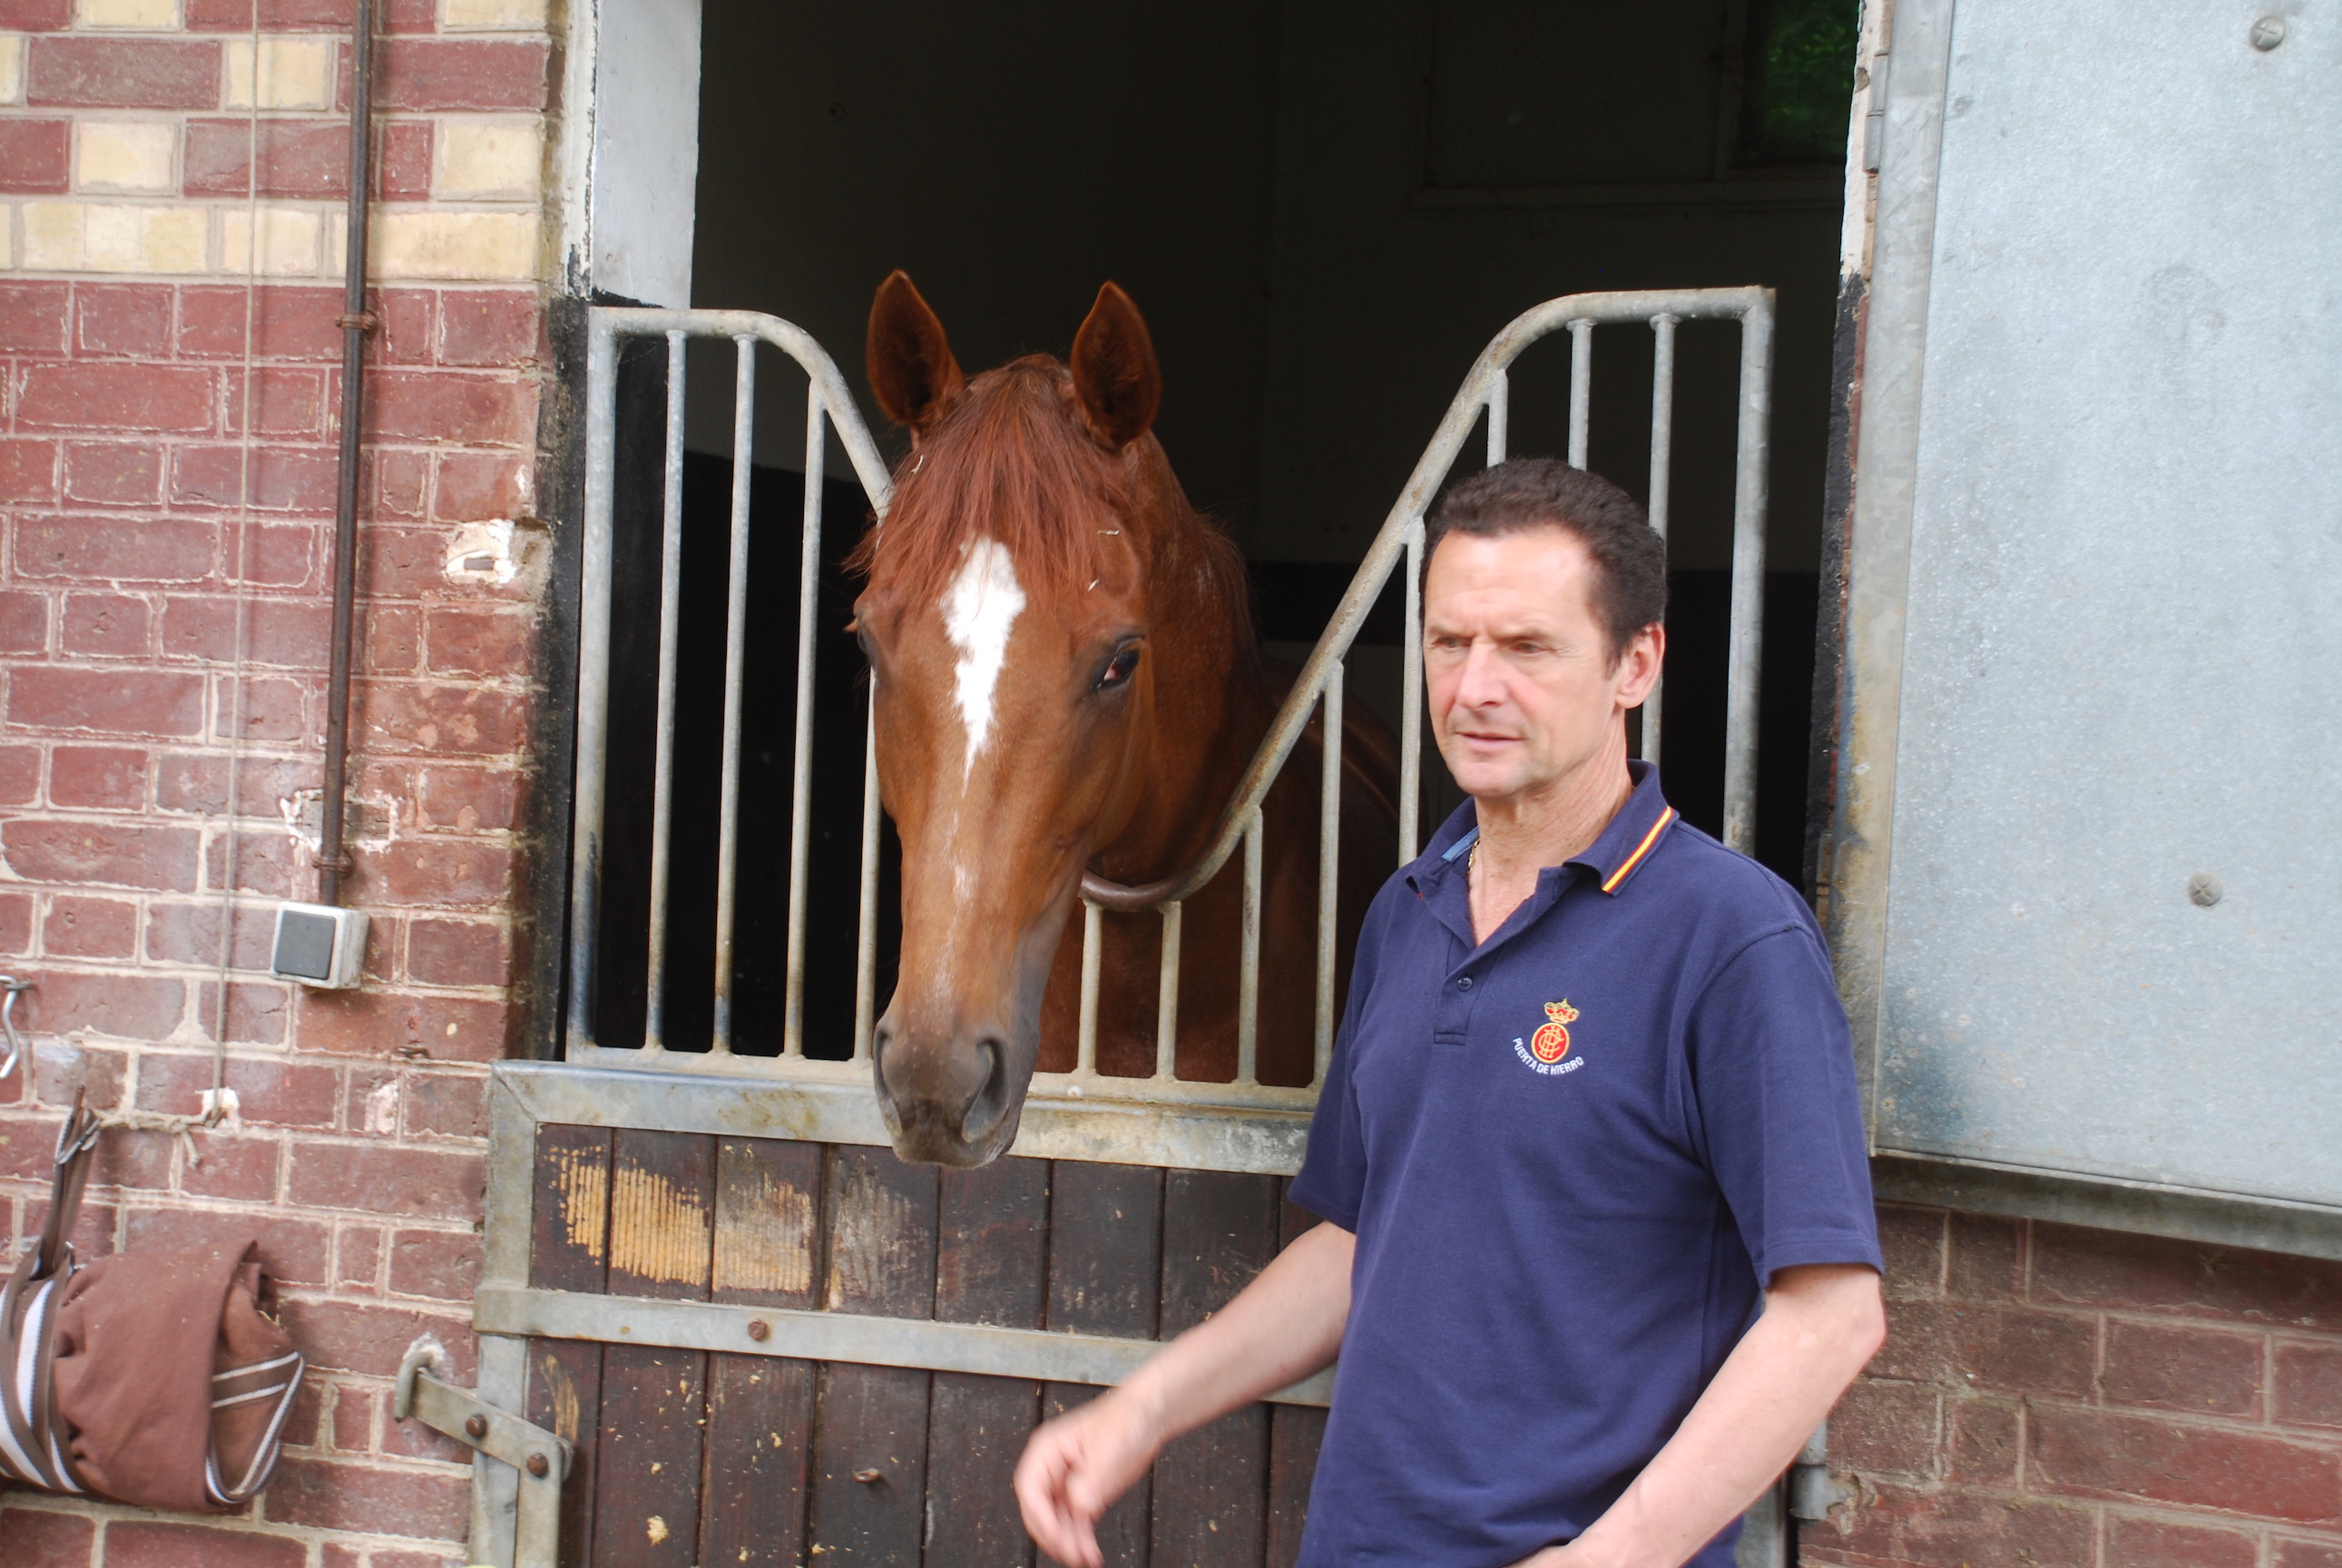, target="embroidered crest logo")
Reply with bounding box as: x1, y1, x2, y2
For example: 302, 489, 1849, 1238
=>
1527, 999, 1580, 1063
